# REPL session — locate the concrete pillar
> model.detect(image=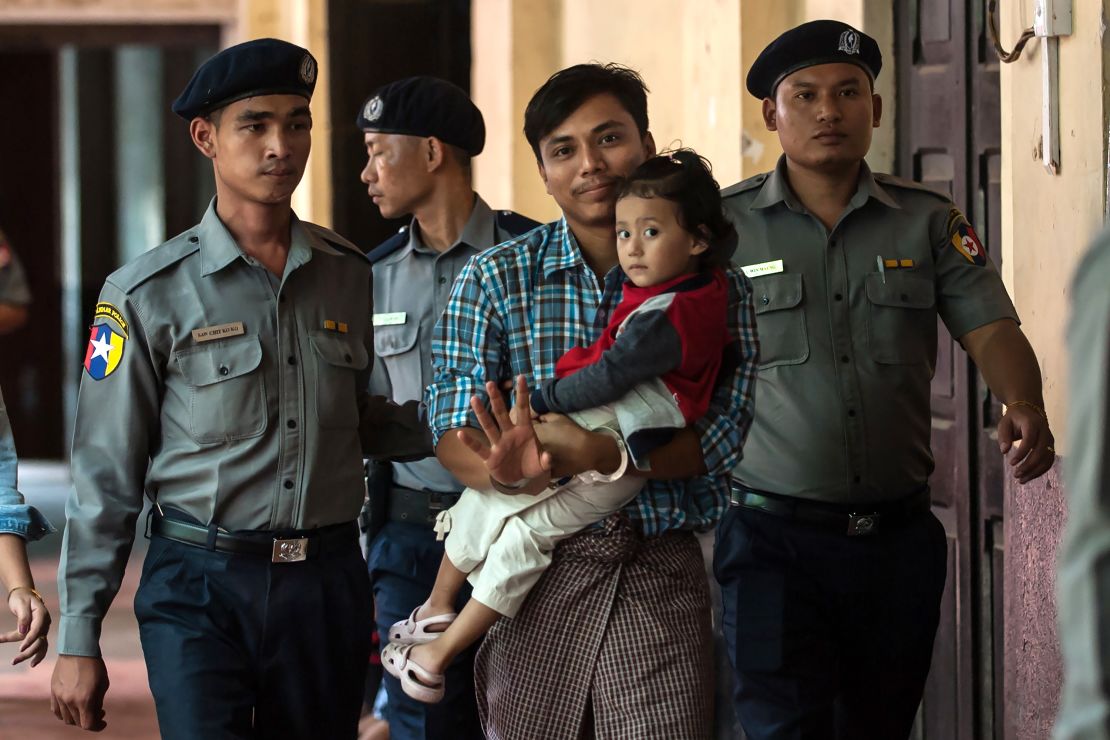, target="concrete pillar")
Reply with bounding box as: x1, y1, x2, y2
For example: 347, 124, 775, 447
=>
59, 47, 81, 450
115, 46, 166, 262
